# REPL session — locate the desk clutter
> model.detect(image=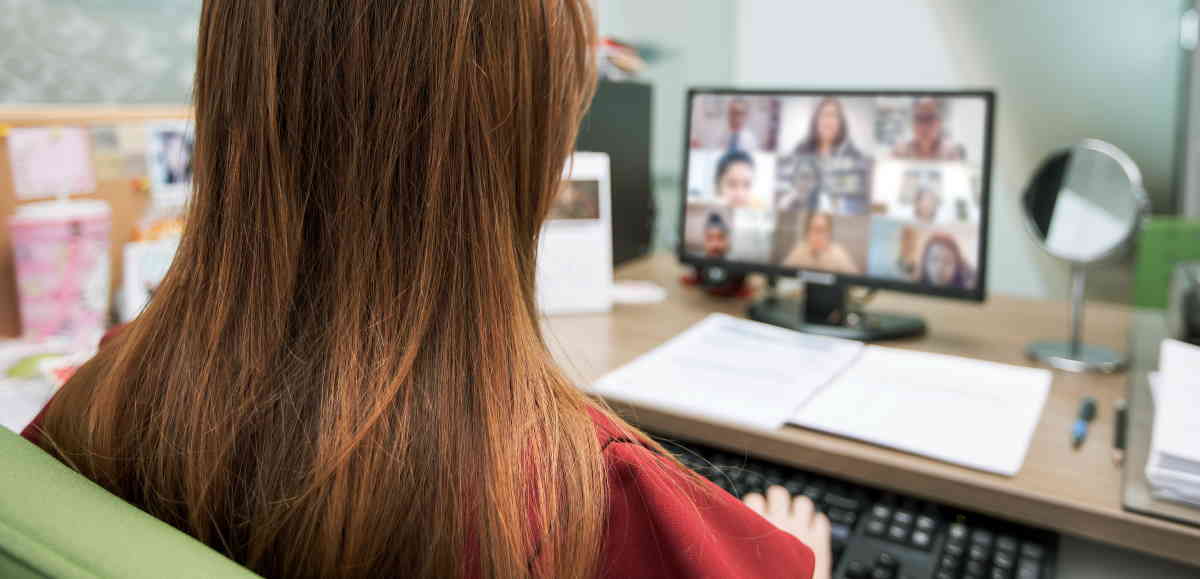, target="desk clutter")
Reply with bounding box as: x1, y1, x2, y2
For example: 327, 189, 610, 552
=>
659, 435, 1059, 579
593, 314, 1052, 476
1145, 339, 1200, 508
